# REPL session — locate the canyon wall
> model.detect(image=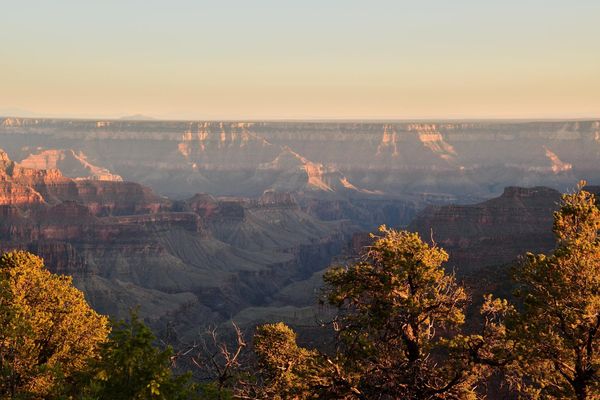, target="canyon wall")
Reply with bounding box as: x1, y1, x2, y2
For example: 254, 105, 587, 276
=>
409, 185, 600, 273
1, 118, 598, 201
2, 117, 600, 334
0, 149, 352, 338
